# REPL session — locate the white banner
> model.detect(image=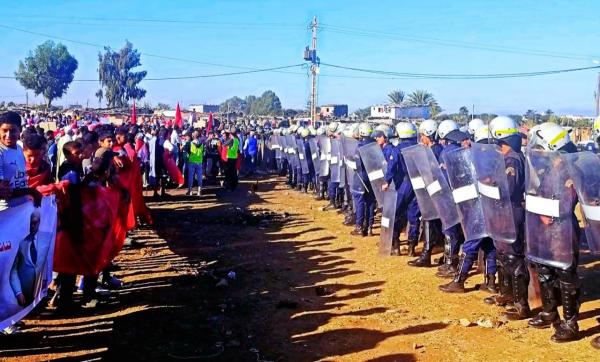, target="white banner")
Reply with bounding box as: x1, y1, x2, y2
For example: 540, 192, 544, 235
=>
0, 196, 56, 330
